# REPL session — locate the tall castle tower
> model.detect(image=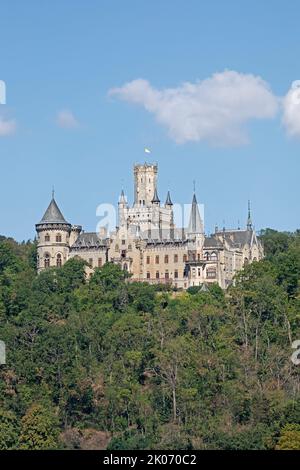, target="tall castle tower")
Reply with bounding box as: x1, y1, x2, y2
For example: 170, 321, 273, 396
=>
134, 163, 158, 206
35, 194, 80, 272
